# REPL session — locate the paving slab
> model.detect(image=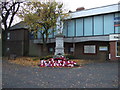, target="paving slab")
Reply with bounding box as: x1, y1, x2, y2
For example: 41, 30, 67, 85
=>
2, 60, 118, 88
